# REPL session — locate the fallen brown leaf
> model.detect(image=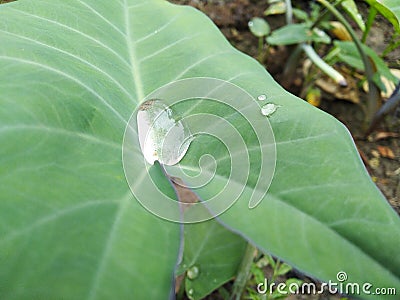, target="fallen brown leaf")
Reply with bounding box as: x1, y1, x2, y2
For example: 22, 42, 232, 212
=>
374, 131, 400, 141
315, 70, 359, 104
377, 145, 396, 159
